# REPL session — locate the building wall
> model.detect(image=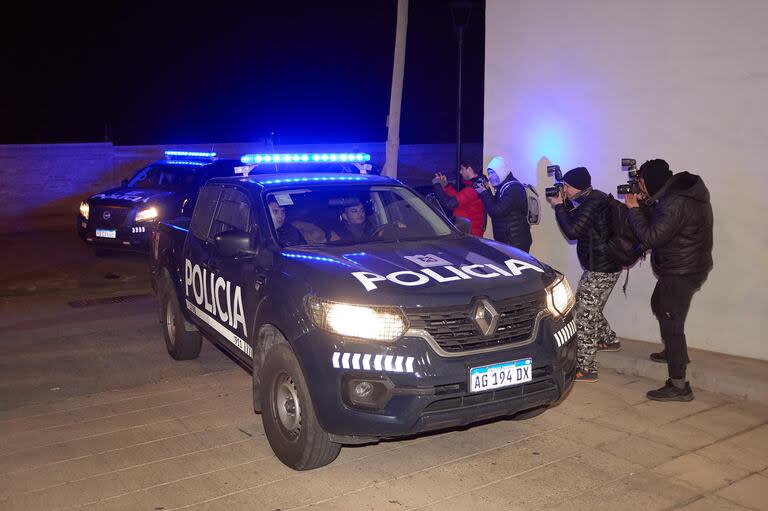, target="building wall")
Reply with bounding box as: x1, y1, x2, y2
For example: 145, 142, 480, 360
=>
484, 0, 768, 360
0, 142, 480, 233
